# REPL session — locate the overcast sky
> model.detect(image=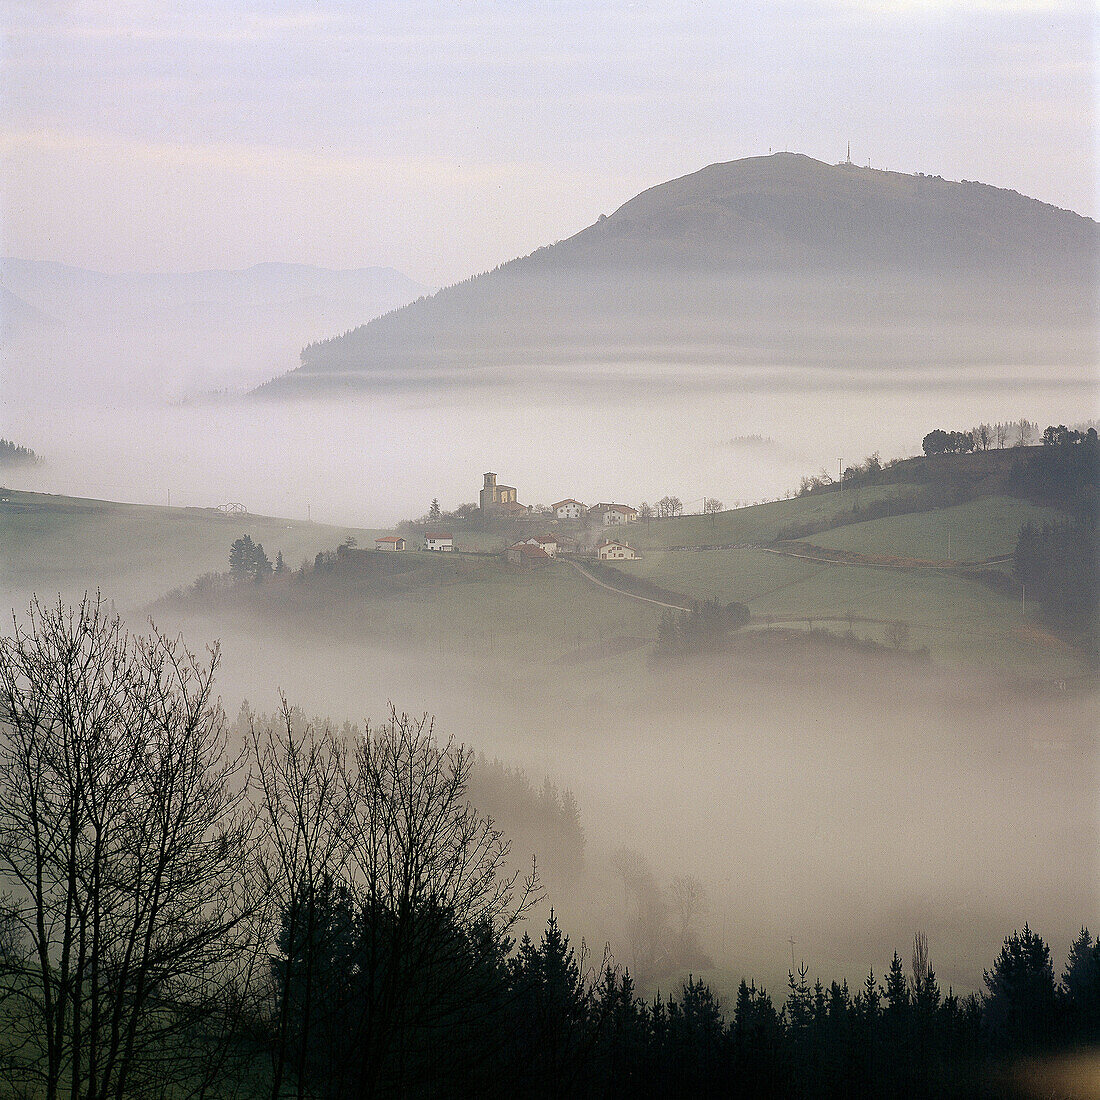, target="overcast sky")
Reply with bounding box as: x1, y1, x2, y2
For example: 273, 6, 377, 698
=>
2, 0, 1095, 287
